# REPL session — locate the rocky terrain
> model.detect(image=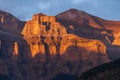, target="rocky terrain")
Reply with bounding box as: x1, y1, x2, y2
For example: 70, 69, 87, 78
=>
0, 9, 120, 80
